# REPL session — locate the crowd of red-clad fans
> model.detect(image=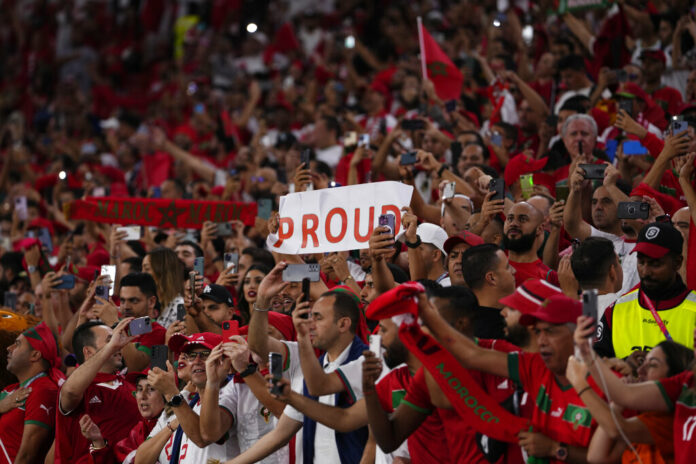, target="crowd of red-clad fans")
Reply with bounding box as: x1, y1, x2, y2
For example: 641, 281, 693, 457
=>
3, 0, 696, 463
